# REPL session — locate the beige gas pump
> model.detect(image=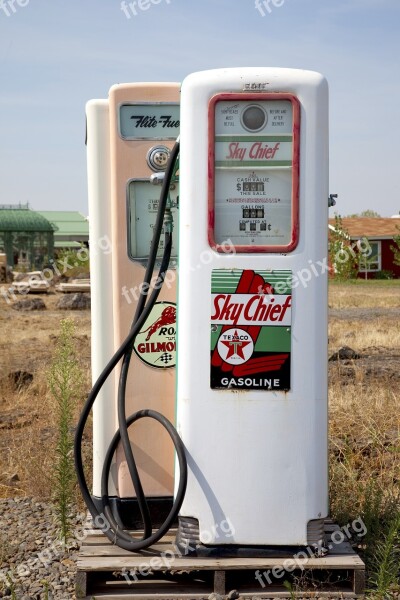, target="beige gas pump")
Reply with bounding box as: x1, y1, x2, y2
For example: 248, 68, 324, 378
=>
81, 83, 180, 532
109, 83, 180, 526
